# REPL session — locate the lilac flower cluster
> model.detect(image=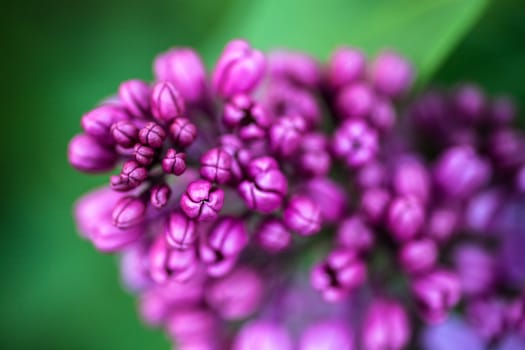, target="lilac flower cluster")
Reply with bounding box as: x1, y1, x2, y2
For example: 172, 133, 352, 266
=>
69, 39, 525, 349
